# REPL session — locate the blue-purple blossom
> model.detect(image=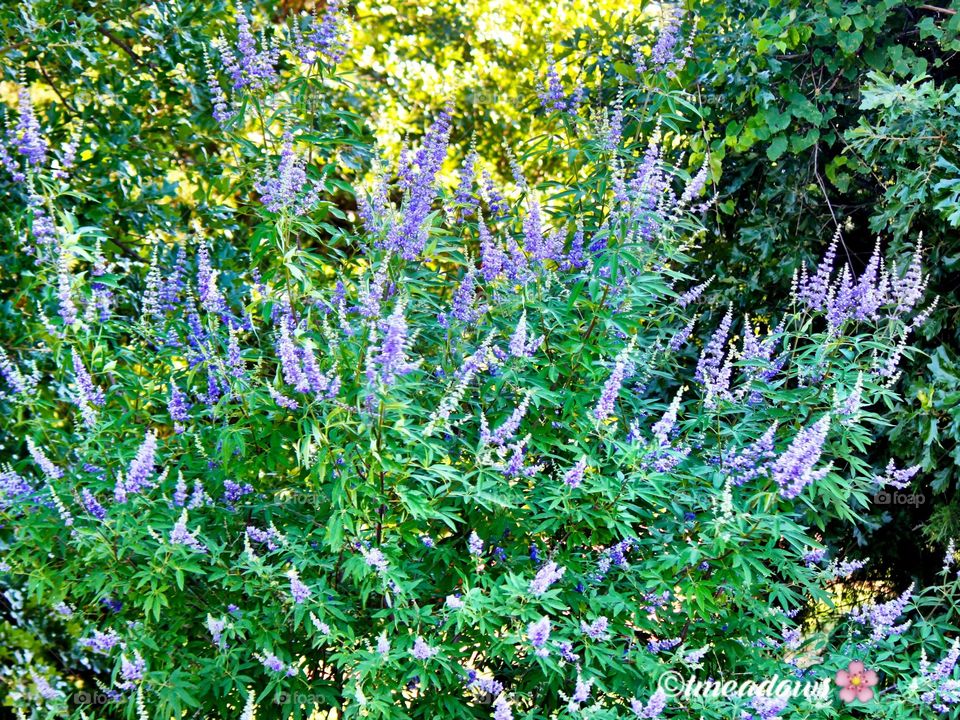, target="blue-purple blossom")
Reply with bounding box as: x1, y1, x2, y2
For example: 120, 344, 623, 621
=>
829, 557, 868, 578
367, 299, 420, 388
468, 531, 484, 557
772, 415, 831, 499
287, 568, 311, 603
481, 170, 508, 219
747, 695, 788, 720
361, 546, 389, 574
650, 8, 684, 71
58, 247, 78, 327
497, 436, 542, 479
608, 538, 633, 567
29, 670, 62, 701
53, 130, 77, 179
538, 51, 581, 113
631, 689, 667, 718
72, 348, 105, 407
447, 265, 487, 325
276, 310, 307, 390
467, 672, 504, 697
9, 87, 48, 170
48, 484, 74, 527
493, 694, 514, 720
86, 242, 113, 323
563, 456, 587, 488
411, 637, 439, 660
260, 653, 289, 674
170, 510, 207, 553
647, 637, 681, 653
0, 465, 33, 511
168, 381, 190, 434
310, 613, 331, 636
26, 437, 63, 480
26, 190, 56, 253
204, 49, 234, 126
197, 241, 226, 315
255, 134, 318, 215
161, 245, 187, 313
0, 347, 37, 397
878, 459, 921, 490
893, 235, 927, 314
80, 628, 121, 654
507, 312, 541, 359
593, 339, 635, 422
381, 107, 452, 260
529, 561, 565, 596
837, 372, 864, 418
115, 430, 158, 502
54, 601, 74, 617
651, 388, 683, 446
569, 673, 594, 706
677, 277, 712, 308
795, 232, 838, 312
564, 225, 588, 270
850, 583, 914, 641
302, 345, 340, 399
207, 615, 226, 646
222, 479, 253, 505
81, 489, 106, 520
227, 329, 245, 377
118, 651, 145, 690
454, 150, 477, 217
481, 393, 531, 447
445, 594, 464, 610
479, 217, 507, 282
683, 646, 709, 667
220, 11, 279, 91
581, 616, 609, 640
694, 304, 732, 398
246, 525, 283, 551
292, 1, 351, 66
521, 198, 562, 264
736, 316, 786, 404
527, 616, 551, 656
679, 162, 709, 209
557, 641, 578, 663
921, 640, 960, 712
726, 424, 778, 486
